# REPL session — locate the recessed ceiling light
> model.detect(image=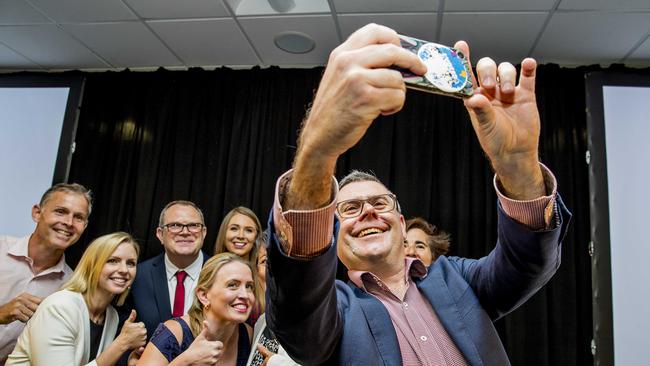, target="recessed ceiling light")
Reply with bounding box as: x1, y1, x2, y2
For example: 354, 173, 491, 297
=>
274, 31, 315, 54
268, 0, 295, 12
226, 0, 330, 16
